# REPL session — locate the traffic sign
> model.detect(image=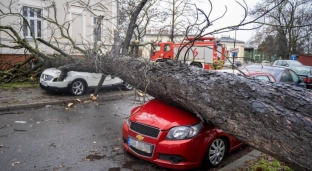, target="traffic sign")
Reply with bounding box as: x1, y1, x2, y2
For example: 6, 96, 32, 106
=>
230, 48, 239, 53
232, 52, 237, 57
